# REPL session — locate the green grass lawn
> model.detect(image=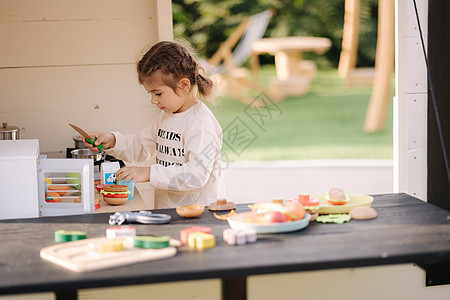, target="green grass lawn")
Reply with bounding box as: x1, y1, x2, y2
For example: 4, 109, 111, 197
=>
207, 66, 393, 161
